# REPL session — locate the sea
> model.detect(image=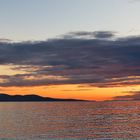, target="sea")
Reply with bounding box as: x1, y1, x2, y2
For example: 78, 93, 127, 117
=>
0, 101, 140, 140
